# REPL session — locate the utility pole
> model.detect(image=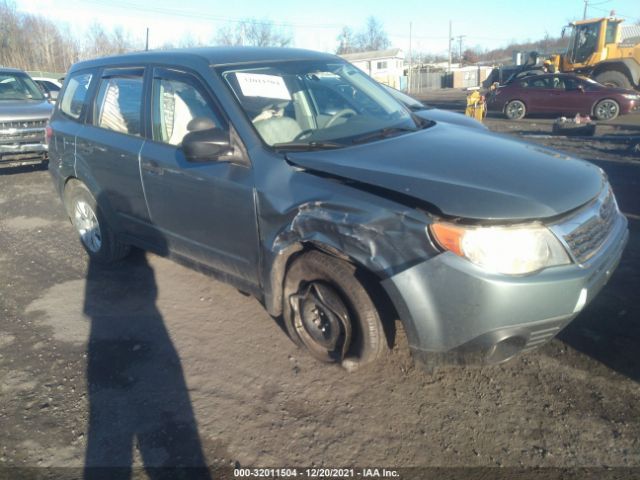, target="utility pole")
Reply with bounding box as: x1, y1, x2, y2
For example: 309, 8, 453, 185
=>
455, 35, 466, 63
408, 22, 412, 93
448, 20, 452, 73
145, 27, 149, 51
583, 0, 588, 19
